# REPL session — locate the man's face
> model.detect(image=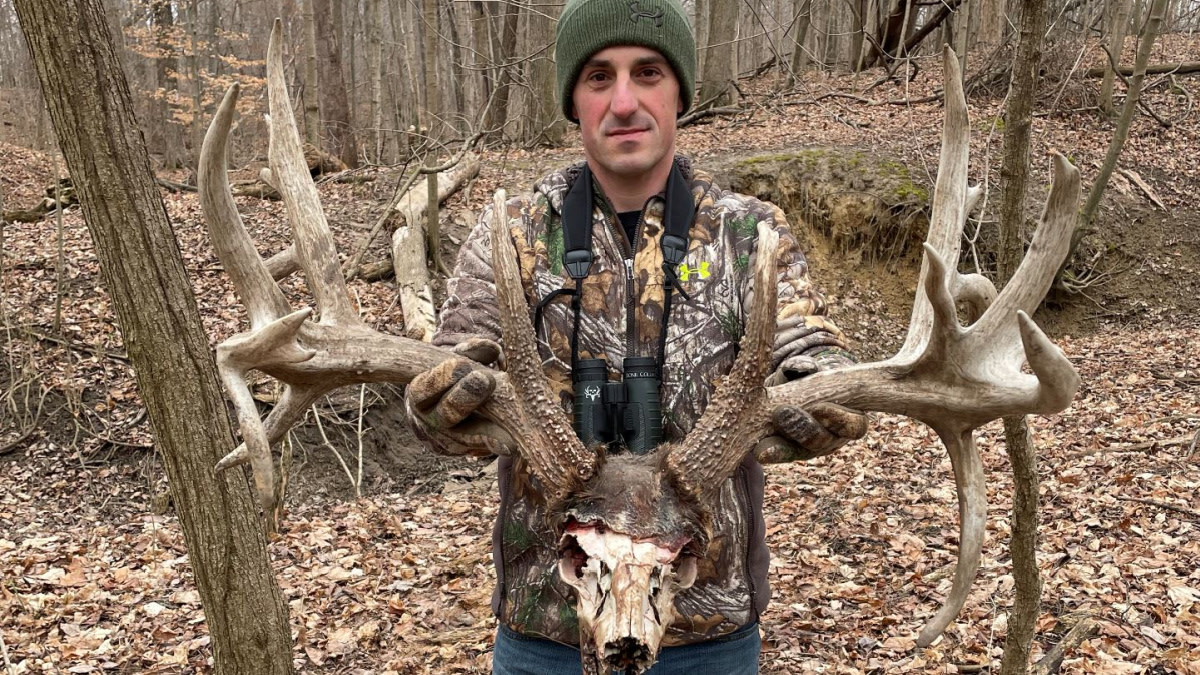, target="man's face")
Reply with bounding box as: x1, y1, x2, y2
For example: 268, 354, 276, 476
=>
572, 45, 682, 183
